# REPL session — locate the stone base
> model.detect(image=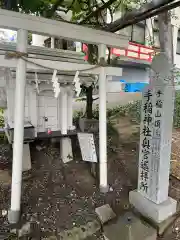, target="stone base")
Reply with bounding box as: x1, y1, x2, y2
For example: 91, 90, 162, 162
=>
157, 214, 177, 236
60, 137, 73, 163
103, 211, 157, 240
8, 209, 20, 224
100, 184, 109, 193
129, 190, 177, 224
